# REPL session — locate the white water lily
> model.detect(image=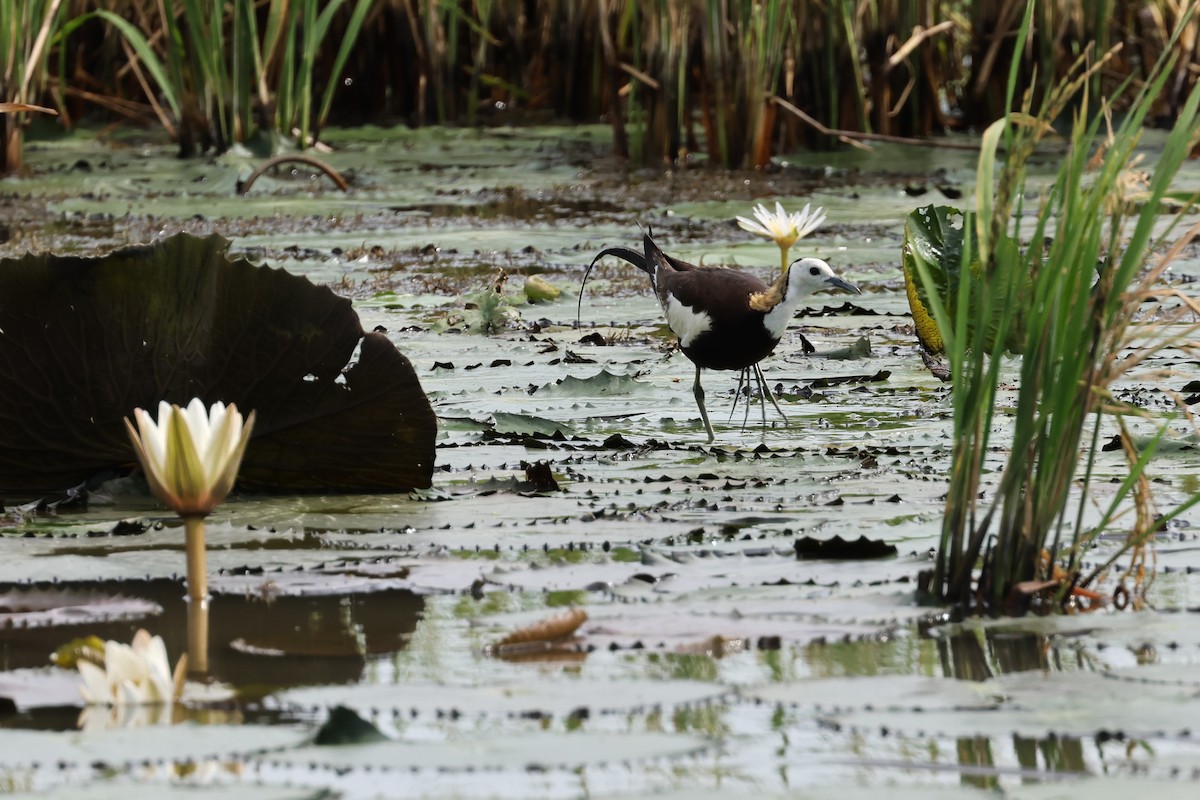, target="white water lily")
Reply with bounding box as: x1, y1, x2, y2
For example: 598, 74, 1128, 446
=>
736, 201, 827, 273
77, 629, 184, 706
125, 398, 255, 517
125, 399, 255, 675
